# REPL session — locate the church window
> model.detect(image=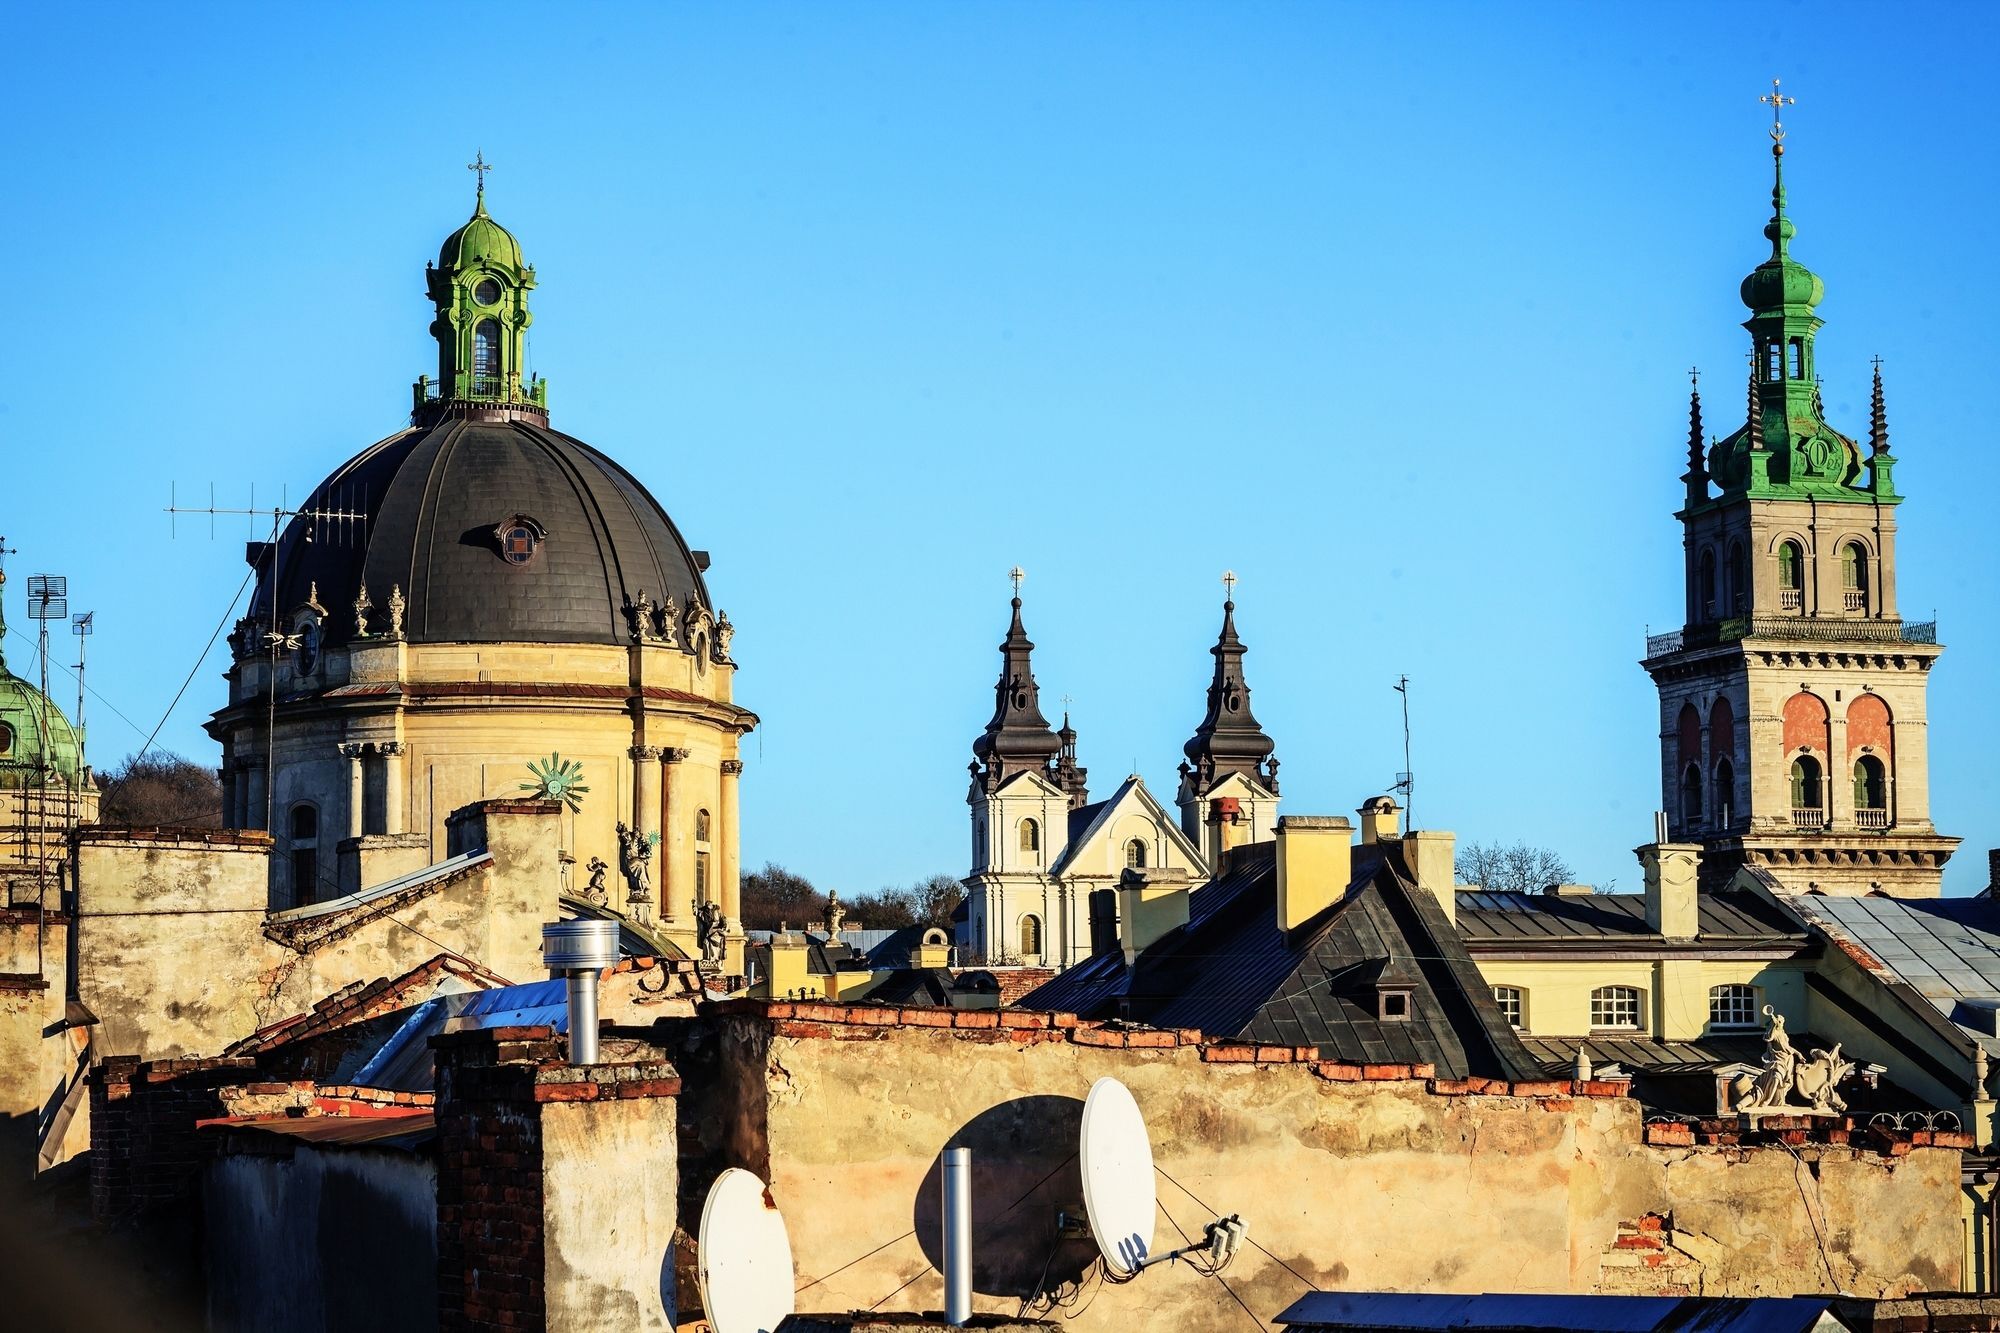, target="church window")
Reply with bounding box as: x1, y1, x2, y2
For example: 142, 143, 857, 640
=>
1697, 548, 1716, 620
1679, 763, 1703, 826
1492, 986, 1525, 1030
1789, 338, 1804, 379
473, 318, 502, 389
1709, 984, 1759, 1029
695, 808, 711, 843
0, 722, 12, 754
1020, 914, 1043, 957
1726, 542, 1747, 615
473, 278, 502, 307
1790, 756, 1824, 821
1590, 986, 1642, 1031
290, 804, 319, 905
695, 851, 710, 903
1713, 755, 1736, 827
1019, 818, 1039, 855
1841, 543, 1869, 612
1765, 342, 1782, 382
1777, 541, 1804, 610
1124, 838, 1147, 871
1853, 755, 1888, 812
